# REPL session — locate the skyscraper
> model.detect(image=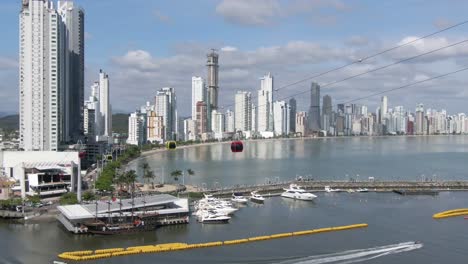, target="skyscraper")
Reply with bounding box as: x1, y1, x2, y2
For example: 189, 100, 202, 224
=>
308, 82, 321, 132
207, 50, 219, 110
19, 0, 62, 151
191, 76, 205, 120
295, 112, 308, 136
155, 87, 177, 141
58, 1, 84, 143
322, 95, 332, 132
196, 101, 208, 135
273, 101, 290, 136
380, 96, 388, 124
225, 109, 235, 133
235, 91, 252, 132
415, 103, 424, 135
257, 73, 273, 132
289, 98, 297, 133
127, 111, 145, 146
98, 70, 112, 138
